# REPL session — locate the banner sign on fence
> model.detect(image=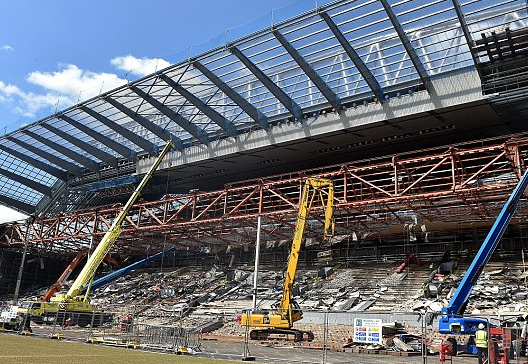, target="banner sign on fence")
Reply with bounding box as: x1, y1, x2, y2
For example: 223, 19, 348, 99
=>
353, 318, 382, 344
